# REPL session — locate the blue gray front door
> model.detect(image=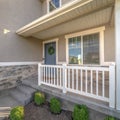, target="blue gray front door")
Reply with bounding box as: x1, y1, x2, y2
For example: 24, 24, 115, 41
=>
45, 42, 56, 65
